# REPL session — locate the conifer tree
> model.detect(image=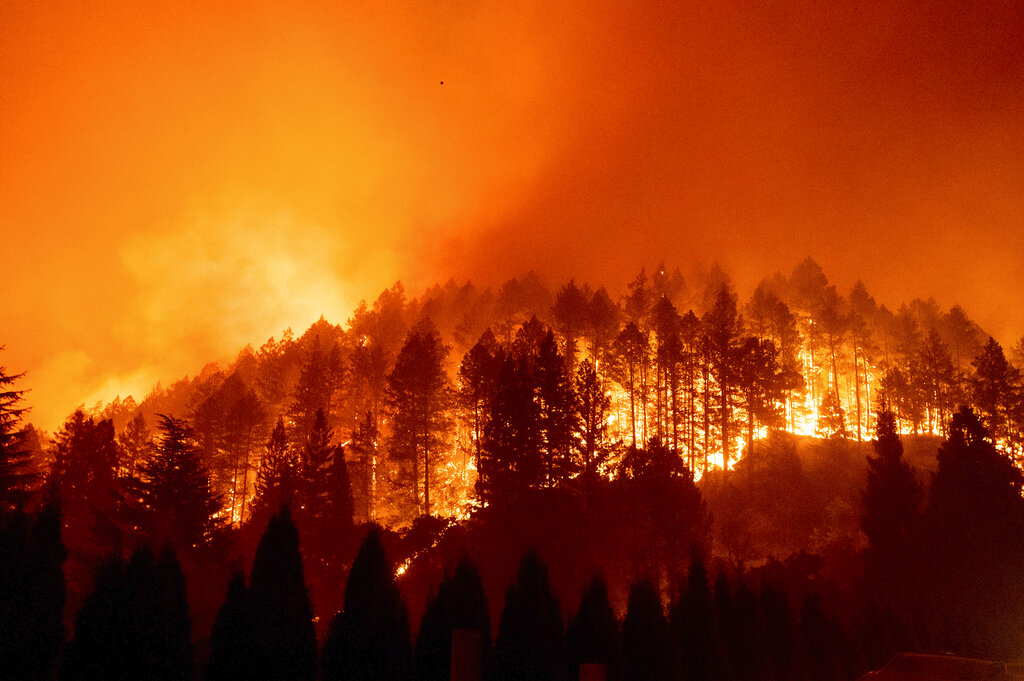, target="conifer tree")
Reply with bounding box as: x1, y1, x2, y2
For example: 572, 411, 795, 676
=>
248, 506, 318, 681
671, 550, 723, 681
0, 349, 34, 511
387, 320, 452, 517
413, 557, 491, 681
249, 417, 296, 528
573, 359, 611, 490
61, 546, 193, 681
323, 526, 411, 681
205, 572, 248, 681
922, 407, 1024, 657
493, 550, 565, 681
535, 331, 579, 488
621, 580, 679, 681
132, 414, 222, 550
861, 410, 922, 601
0, 502, 66, 681
566, 575, 620, 681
